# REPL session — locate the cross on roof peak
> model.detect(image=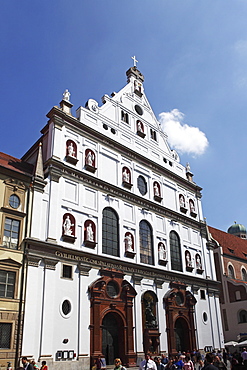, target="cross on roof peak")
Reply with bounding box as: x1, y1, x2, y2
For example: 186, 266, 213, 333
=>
131, 55, 138, 67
